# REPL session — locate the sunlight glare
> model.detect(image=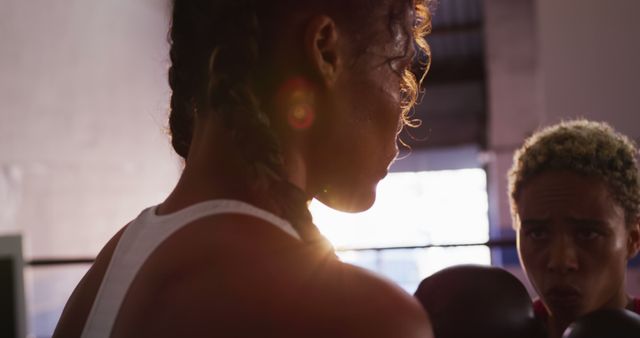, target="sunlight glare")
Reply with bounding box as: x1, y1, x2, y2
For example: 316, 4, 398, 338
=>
310, 168, 489, 249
